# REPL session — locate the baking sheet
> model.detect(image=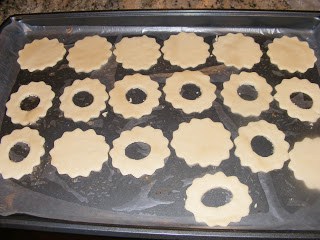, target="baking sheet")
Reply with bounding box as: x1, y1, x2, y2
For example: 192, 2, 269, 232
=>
0, 11, 320, 232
